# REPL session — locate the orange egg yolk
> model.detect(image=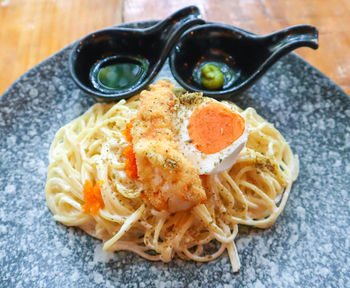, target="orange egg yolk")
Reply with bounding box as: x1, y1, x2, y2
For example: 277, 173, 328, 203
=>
188, 102, 245, 154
